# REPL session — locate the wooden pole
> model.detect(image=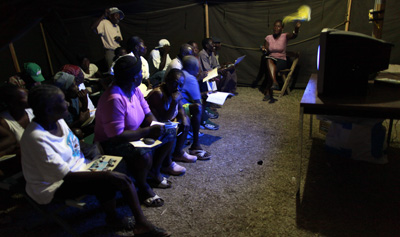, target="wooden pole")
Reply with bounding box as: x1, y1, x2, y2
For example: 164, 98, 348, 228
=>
40, 22, 54, 75
345, 0, 352, 31
9, 43, 21, 73
372, 0, 386, 39
205, 1, 210, 38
